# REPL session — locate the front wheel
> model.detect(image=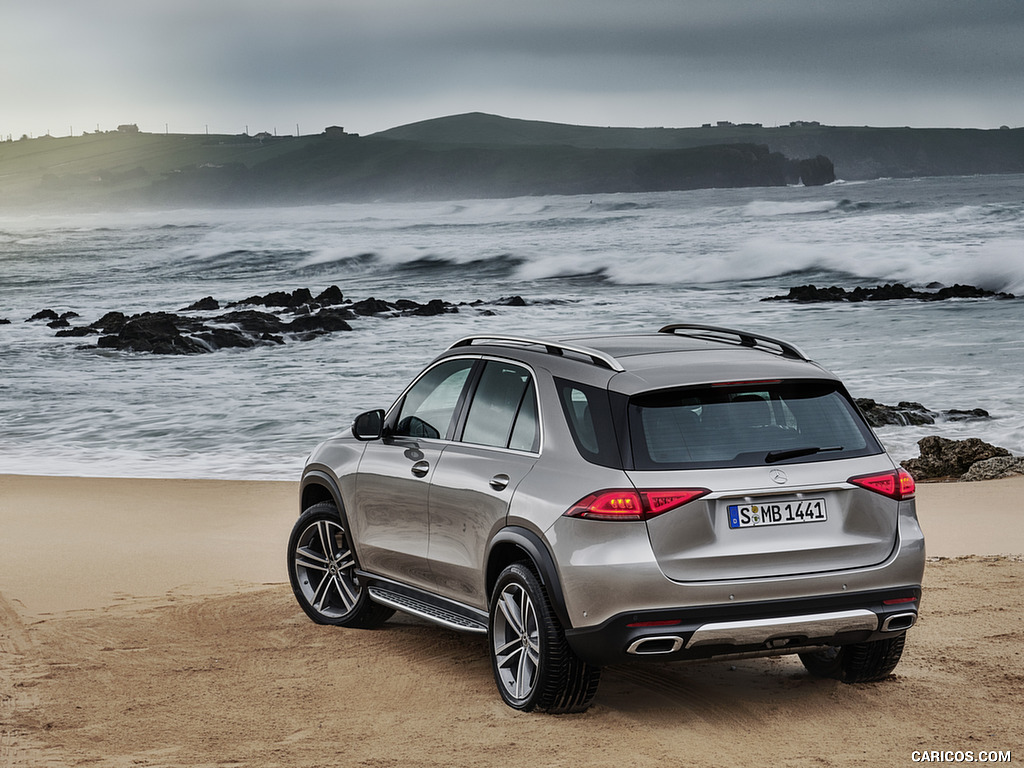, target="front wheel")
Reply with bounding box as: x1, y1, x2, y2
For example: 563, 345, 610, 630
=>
287, 501, 394, 628
489, 562, 600, 713
799, 634, 906, 683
